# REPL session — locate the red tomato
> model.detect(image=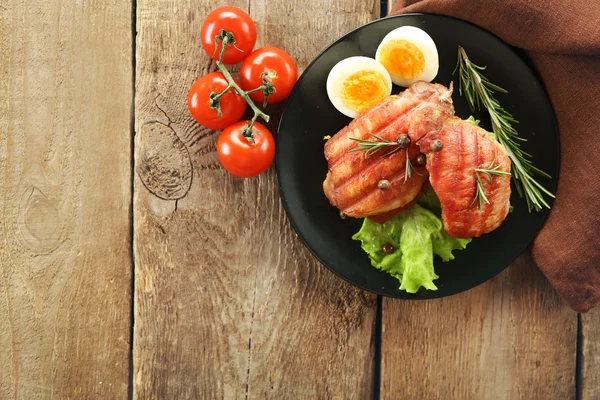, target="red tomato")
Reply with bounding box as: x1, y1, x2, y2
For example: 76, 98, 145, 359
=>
240, 47, 298, 104
188, 72, 246, 130
201, 7, 257, 65
217, 121, 275, 178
